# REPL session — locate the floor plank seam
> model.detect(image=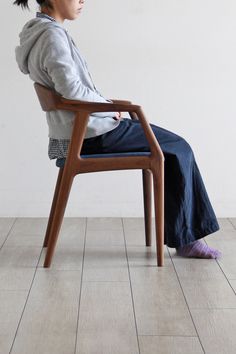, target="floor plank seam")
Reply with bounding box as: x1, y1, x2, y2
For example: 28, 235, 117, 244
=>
189, 307, 236, 310
0, 218, 17, 251
83, 280, 130, 283
0, 289, 29, 292
122, 218, 141, 354
74, 217, 87, 354
8, 246, 44, 354
167, 247, 206, 354
138, 334, 200, 337
228, 218, 236, 230
204, 239, 236, 297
